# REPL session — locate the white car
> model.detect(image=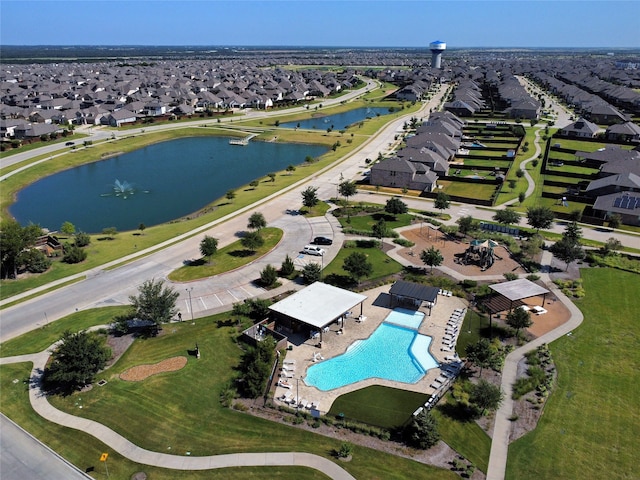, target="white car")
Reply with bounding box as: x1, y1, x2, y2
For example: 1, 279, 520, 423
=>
531, 306, 548, 315
302, 245, 325, 256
